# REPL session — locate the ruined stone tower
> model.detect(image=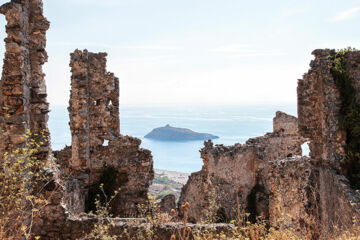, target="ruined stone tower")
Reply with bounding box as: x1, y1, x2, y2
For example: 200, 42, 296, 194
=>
54, 49, 154, 217
0, 0, 51, 161
69, 50, 120, 171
